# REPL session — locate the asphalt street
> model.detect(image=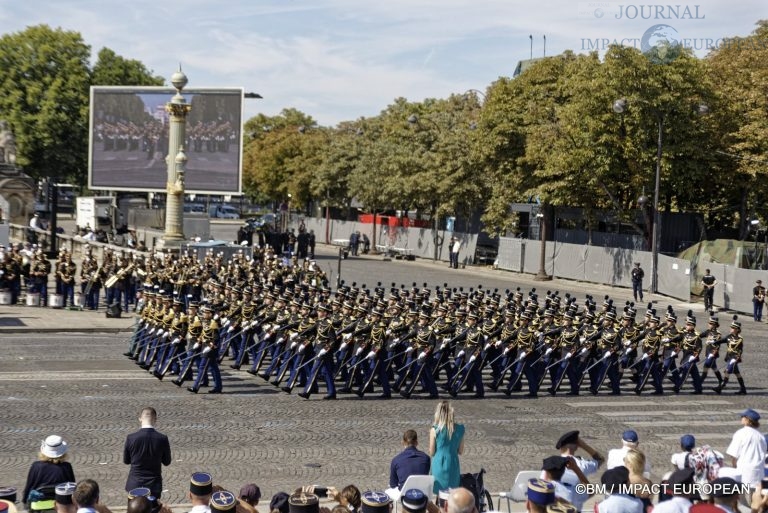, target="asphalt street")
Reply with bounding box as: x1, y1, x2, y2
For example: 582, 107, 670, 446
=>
0, 248, 765, 509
